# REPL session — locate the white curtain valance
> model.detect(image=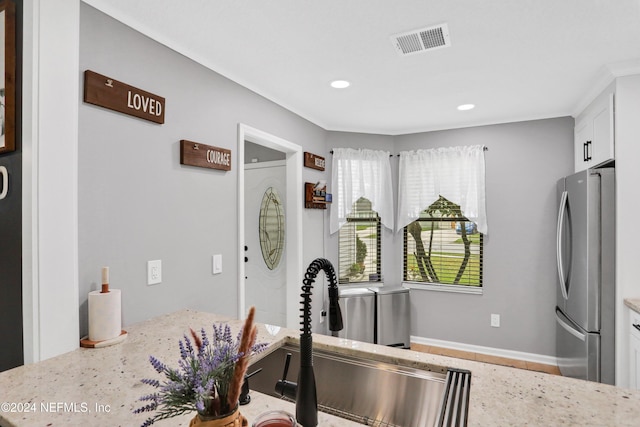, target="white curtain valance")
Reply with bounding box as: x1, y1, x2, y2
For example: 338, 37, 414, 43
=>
396, 145, 488, 234
329, 148, 394, 234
